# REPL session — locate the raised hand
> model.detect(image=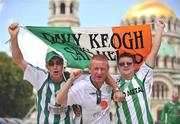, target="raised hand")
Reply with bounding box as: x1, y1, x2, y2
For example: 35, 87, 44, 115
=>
8, 23, 20, 37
